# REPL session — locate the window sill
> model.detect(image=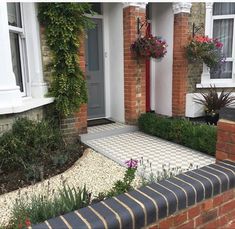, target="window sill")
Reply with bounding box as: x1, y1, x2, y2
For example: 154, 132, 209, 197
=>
0, 97, 54, 115
196, 82, 235, 88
